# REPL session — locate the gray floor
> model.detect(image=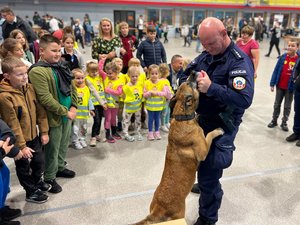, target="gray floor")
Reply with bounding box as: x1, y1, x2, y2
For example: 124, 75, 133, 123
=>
4, 37, 300, 225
